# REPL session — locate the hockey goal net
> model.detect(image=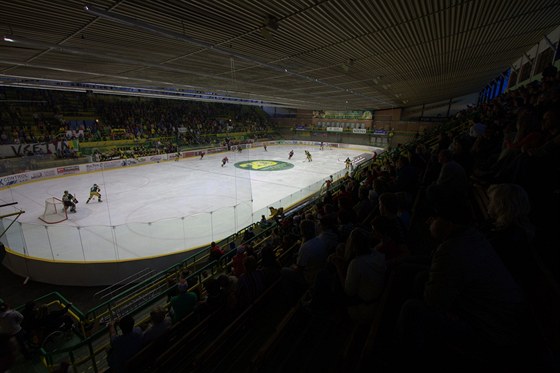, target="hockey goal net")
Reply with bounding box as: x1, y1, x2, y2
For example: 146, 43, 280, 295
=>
39, 197, 68, 224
